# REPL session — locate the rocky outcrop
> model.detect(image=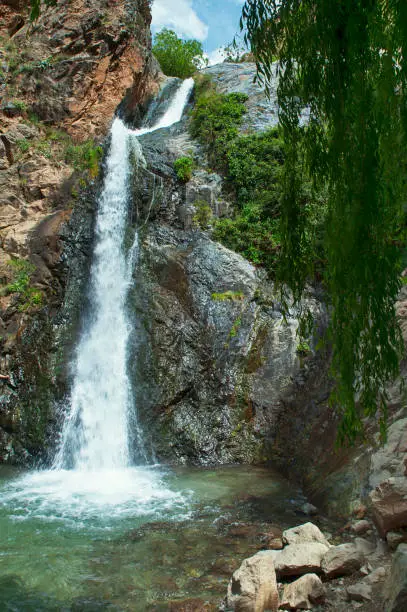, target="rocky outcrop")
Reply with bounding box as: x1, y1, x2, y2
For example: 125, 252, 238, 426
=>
1, 0, 160, 139
128, 223, 325, 464
0, 0, 159, 463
